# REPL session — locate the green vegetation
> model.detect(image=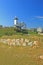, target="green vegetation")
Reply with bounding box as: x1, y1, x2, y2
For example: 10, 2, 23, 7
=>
0, 27, 38, 37
0, 27, 15, 36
